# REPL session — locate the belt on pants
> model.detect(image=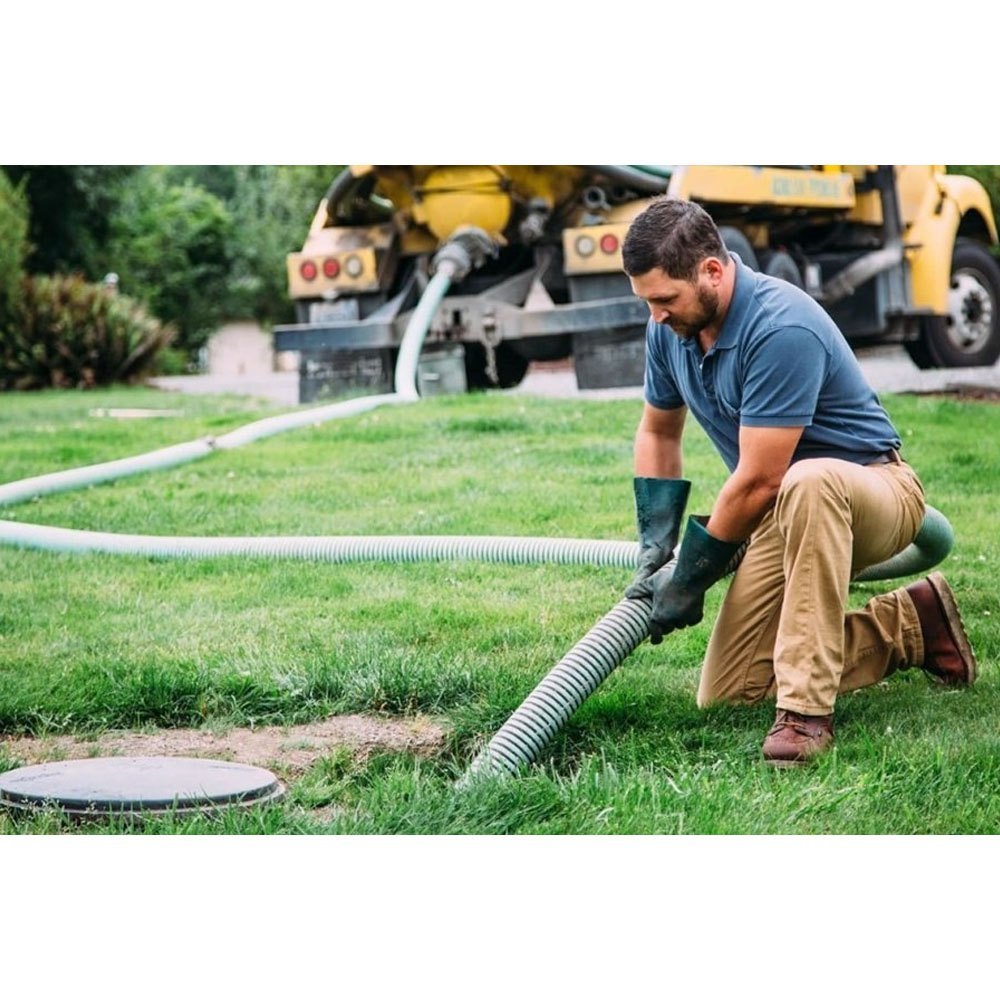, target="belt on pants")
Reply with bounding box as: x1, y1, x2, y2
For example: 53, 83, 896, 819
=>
866, 449, 902, 466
